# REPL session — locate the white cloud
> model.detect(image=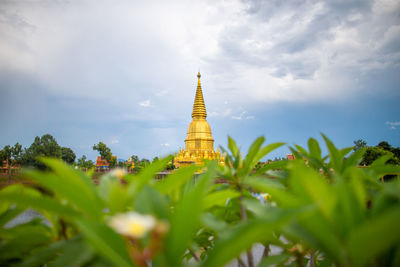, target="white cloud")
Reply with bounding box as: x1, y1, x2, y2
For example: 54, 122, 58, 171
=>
110, 138, 119, 144
386, 121, 400, 129
161, 143, 170, 147
208, 111, 219, 117
139, 100, 151, 107
156, 89, 168, 96
232, 109, 255, 120
208, 108, 232, 118
0, 0, 399, 117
